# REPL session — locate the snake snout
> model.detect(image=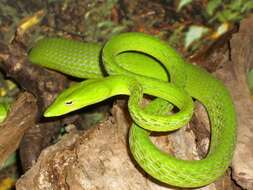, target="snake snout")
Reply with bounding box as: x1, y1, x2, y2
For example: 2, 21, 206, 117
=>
44, 78, 113, 117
